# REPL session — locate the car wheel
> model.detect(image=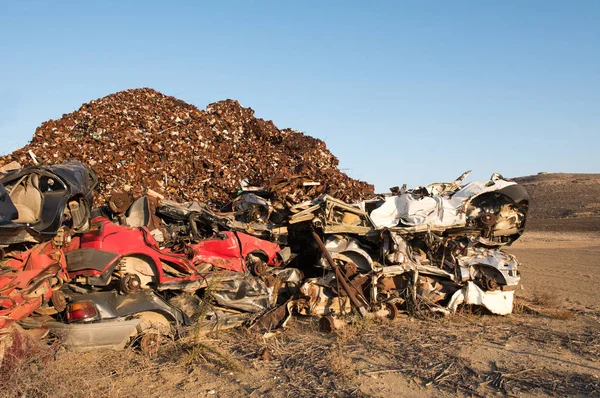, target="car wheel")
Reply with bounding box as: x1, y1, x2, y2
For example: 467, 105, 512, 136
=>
133, 312, 172, 355
247, 252, 268, 276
